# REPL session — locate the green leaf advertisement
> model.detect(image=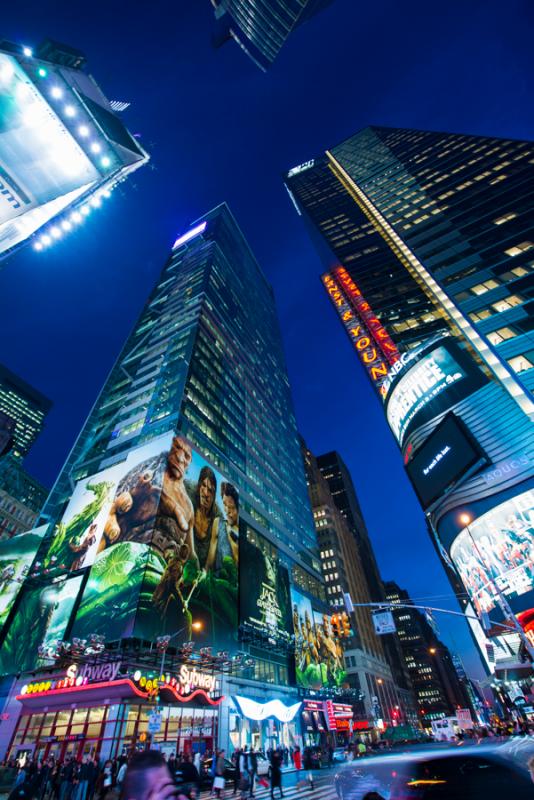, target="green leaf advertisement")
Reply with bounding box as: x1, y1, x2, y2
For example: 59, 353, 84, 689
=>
0, 525, 47, 632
